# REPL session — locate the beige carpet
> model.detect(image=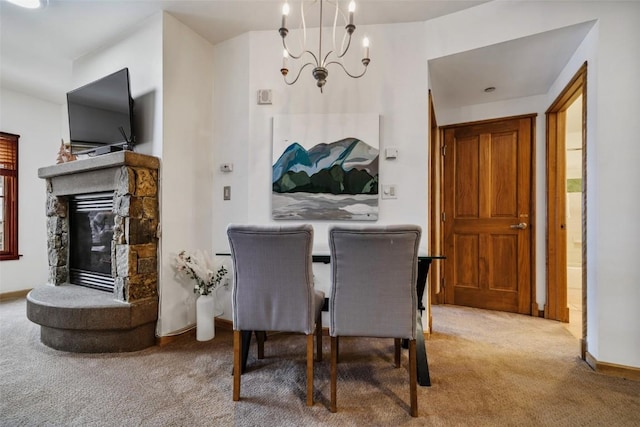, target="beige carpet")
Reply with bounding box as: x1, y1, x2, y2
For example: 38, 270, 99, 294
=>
1, 298, 639, 426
